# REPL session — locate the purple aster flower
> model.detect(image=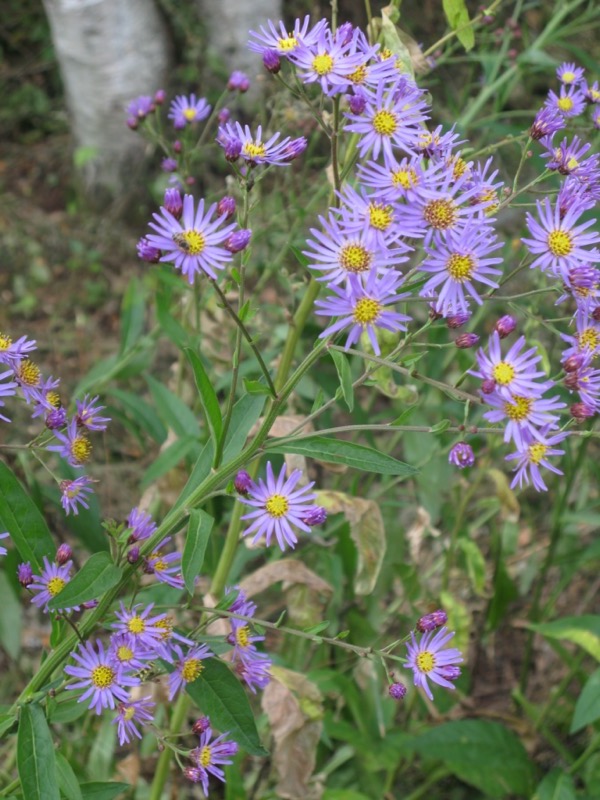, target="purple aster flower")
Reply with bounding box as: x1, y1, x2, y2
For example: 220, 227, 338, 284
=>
234, 650, 272, 693
472, 332, 550, 400
227, 71, 250, 92
17, 561, 33, 587
168, 643, 214, 700
545, 85, 586, 118
417, 610, 448, 633
192, 716, 211, 735
30, 375, 61, 419
146, 194, 238, 284
482, 391, 566, 449
64, 639, 138, 714
505, 428, 570, 492
414, 124, 465, 159
315, 271, 411, 355
333, 184, 402, 247
113, 603, 166, 651
0, 369, 17, 422
13, 357, 42, 403
563, 349, 600, 410
344, 77, 429, 160
217, 122, 298, 167
248, 15, 328, 58
522, 197, 600, 279
448, 442, 475, 469
127, 506, 157, 542
161, 157, 178, 173
29, 556, 79, 613
47, 417, 92, 467
46, 406, 67, 430
465, 157, 503, 217
143, 537, 184, 590
343, 53, 399, 92
455, 332, 480, 349
151, 613, 196, 660
593, 107, 600, 130
60, 476, 95, 516
163, 188, 183, 219
556, 177, 597, 218
582, 80, 600, 104
301, 506, 327, 526
137, 237, 161, 263
556, 62, 585, 85
542, 136, 600, 183
571, 402, 596, 422
227, 615, 265, 661
389, 682, 407, 700
304, 210, 410, 287
239, 462, 319, 551
561, 308, 600, 360
280, 136, 308, 162
418, 226, 503, 317
168, 94, 211, 130
404, 626, 463, 701
0, 531, 9, 557
126, 95, 154, 127
0, 332, 37, 365
75, 394, 110, 432
187, 727, 239, 795
108, 633, 150, 673
112, 697, 155, 745
530, 105, 566, 140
